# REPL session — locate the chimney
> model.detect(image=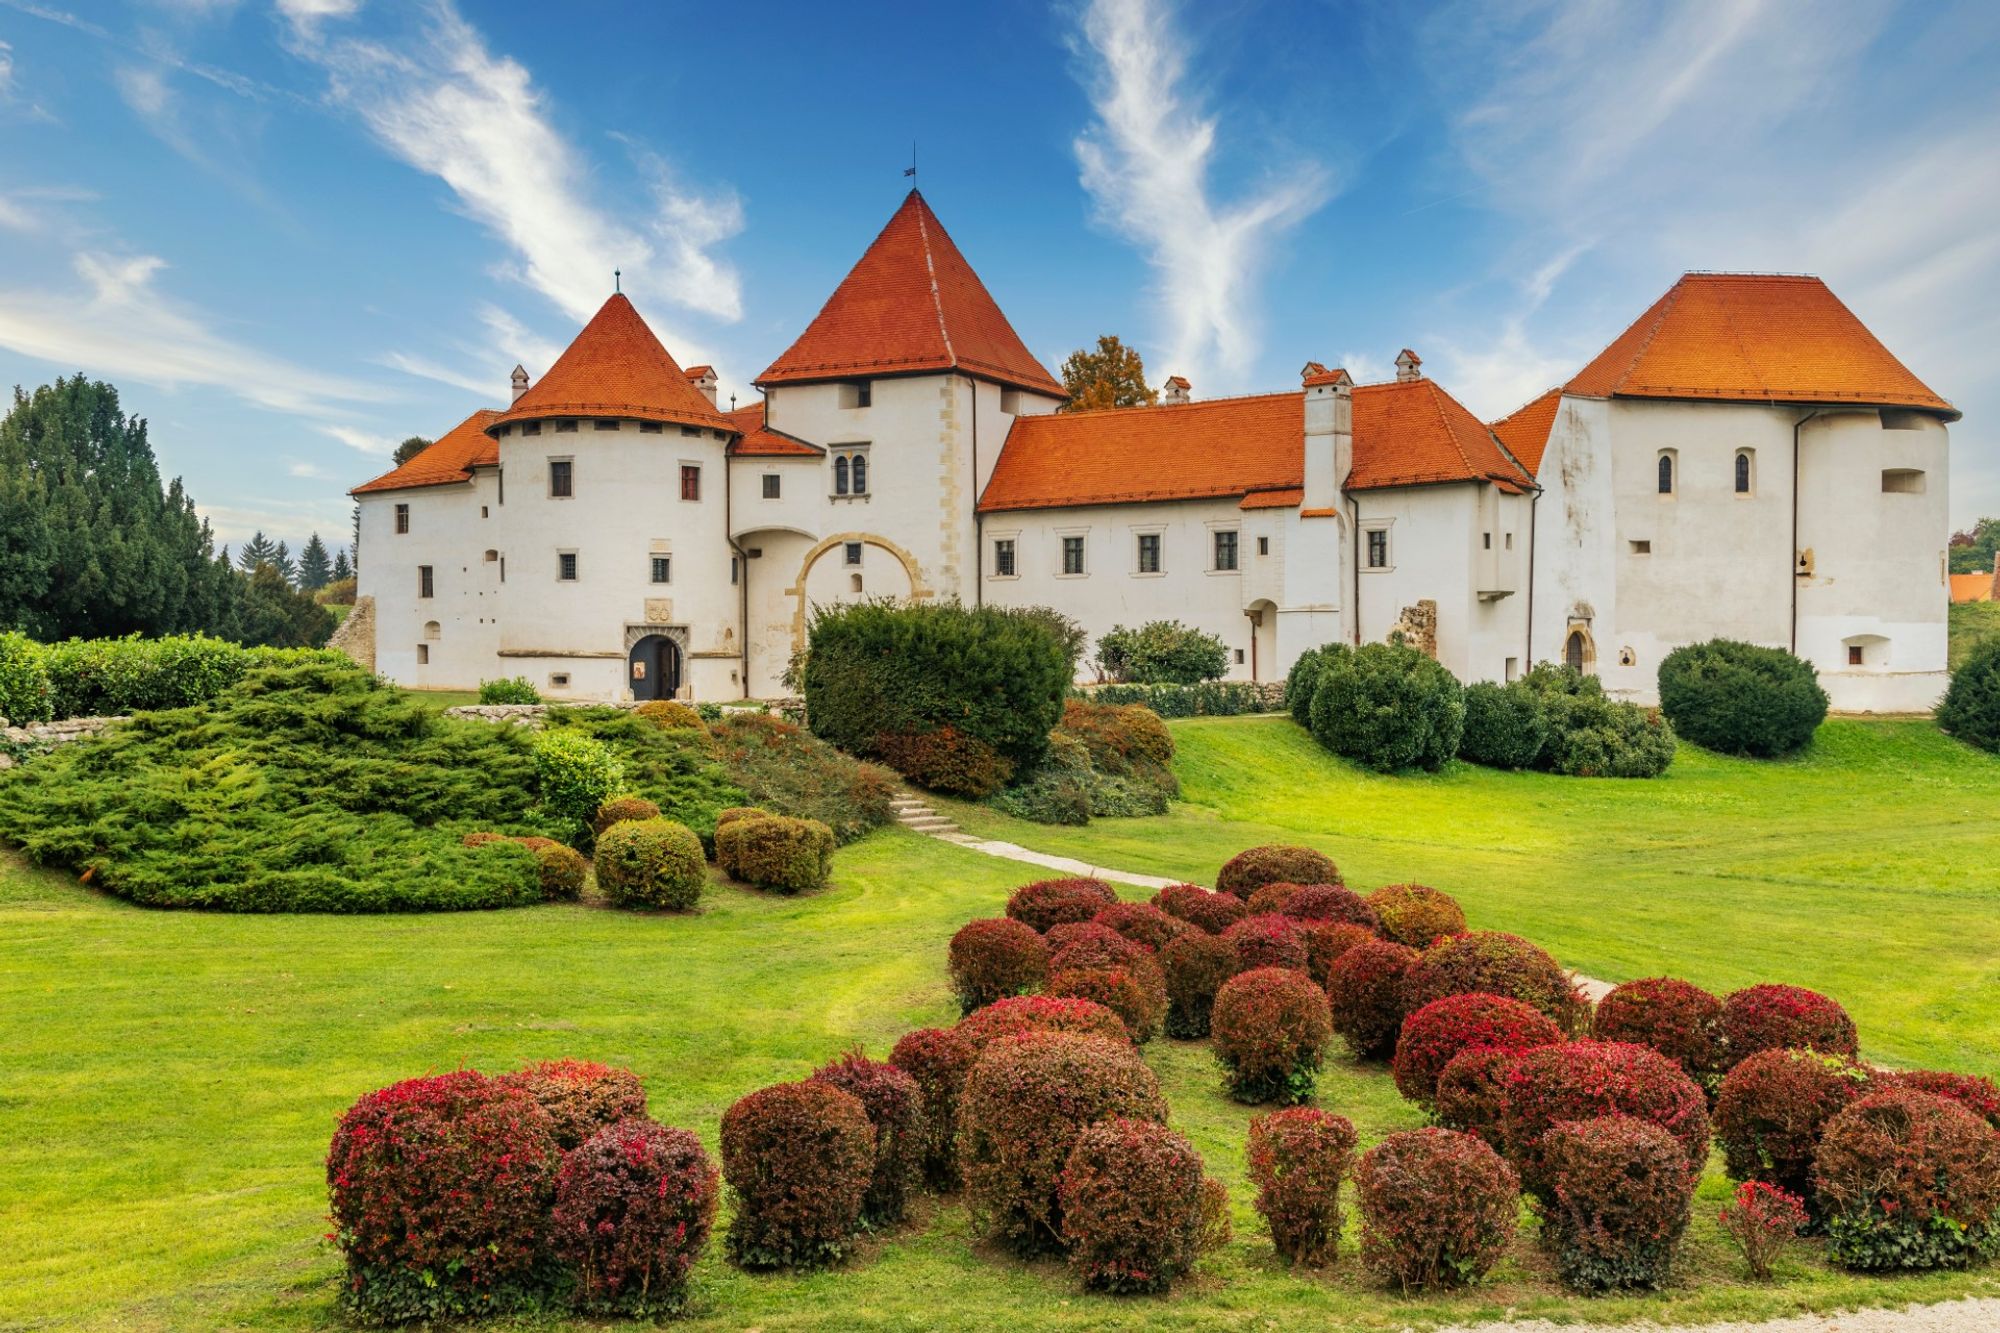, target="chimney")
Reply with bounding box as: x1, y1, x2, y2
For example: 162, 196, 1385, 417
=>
509, 364, 530, 405
685, 365, 719, 406
1162, 374, 1191, 406
1301, 362, 1354, 511
1395, 348, 1423, 382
